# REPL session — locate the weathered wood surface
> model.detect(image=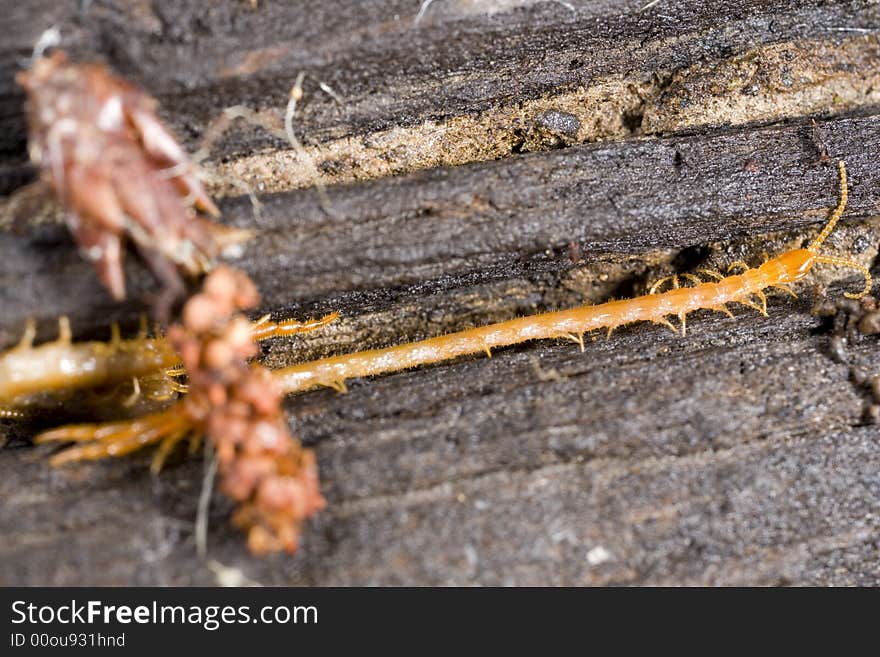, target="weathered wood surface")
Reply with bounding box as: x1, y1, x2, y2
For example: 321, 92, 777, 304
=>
1, 0, 880, 585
